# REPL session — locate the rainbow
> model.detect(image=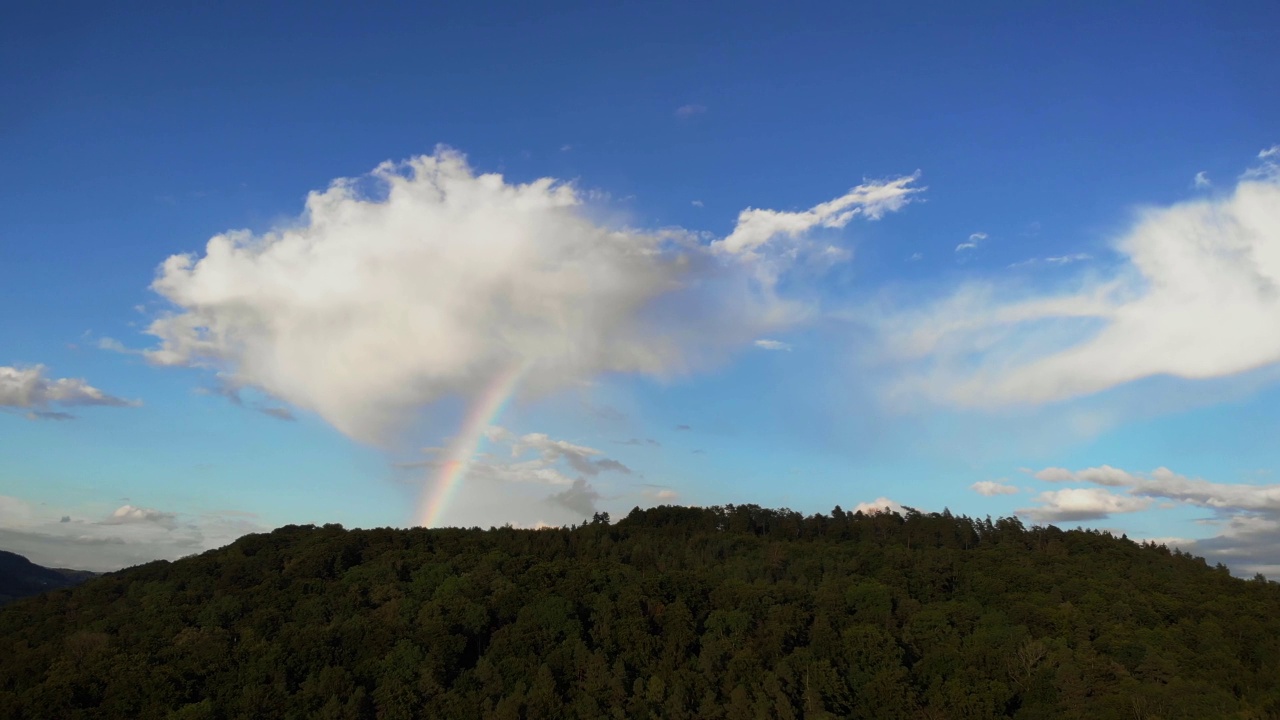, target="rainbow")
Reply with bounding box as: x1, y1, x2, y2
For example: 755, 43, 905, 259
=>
416, 361, 529, 527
